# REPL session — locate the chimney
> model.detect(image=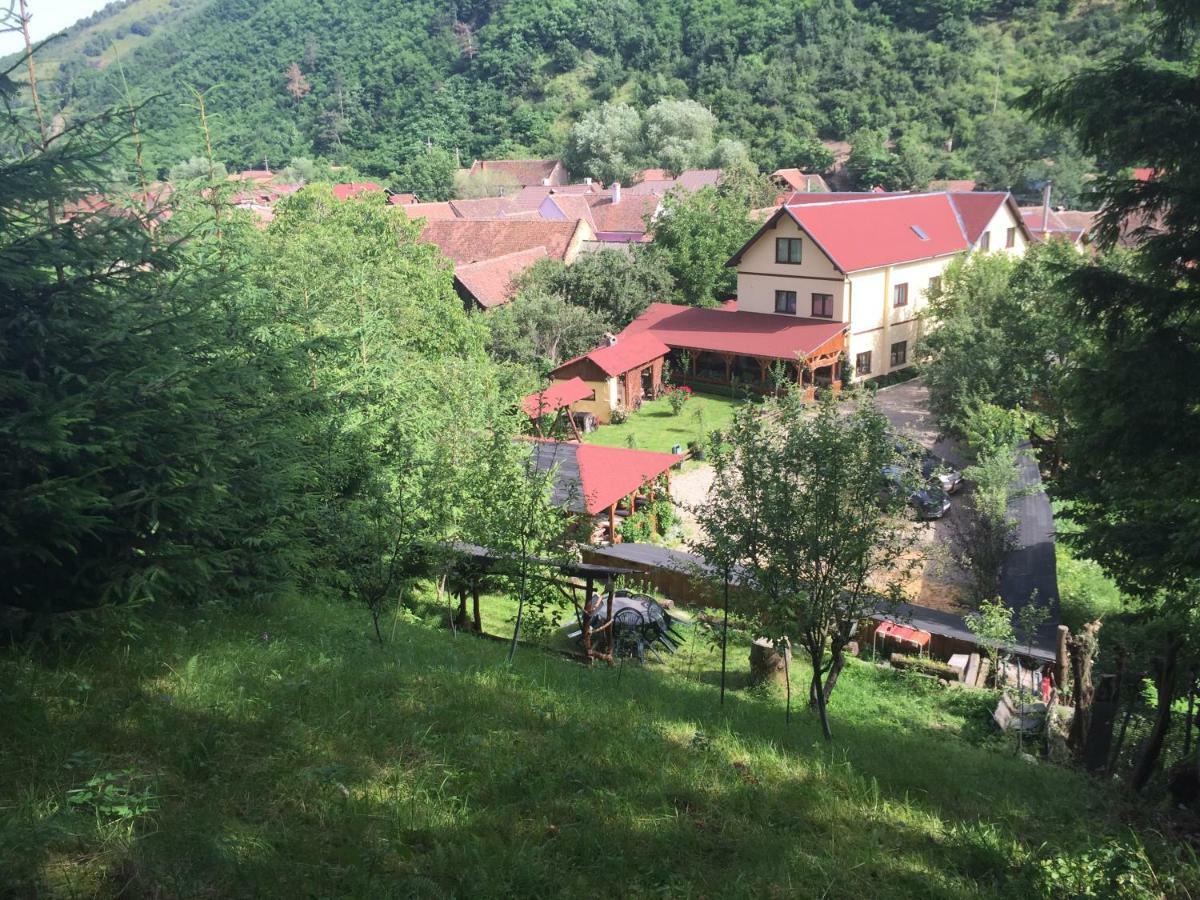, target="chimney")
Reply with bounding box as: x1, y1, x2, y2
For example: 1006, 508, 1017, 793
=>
1041, 181, 1052, 233
612, 181, 621, 205
604, 332, 618, 347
